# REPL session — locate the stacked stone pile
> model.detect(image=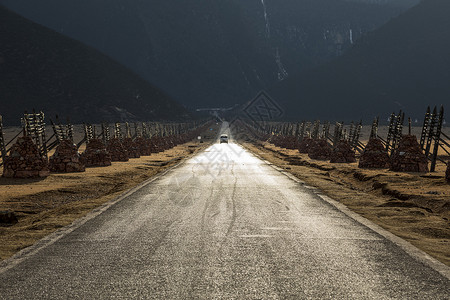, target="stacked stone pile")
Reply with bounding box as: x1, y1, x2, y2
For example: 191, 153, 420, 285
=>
260, 133, 271, 142
330, 140, 356, 163
308, 139, 332, 160
151, 137, 167, 153
159, 137, 172, 151
107, 138, 129, 162
165, 137, 175, 150
49, 139, 85, 172
148, 137, 161, 155
167, 136, 179, 148
268, 135, 280, 146
0, 211, 18, 225
176, 135, 189, 145
278, 136, 299, 150
80, 138, 111, 167
173, 135, 185, 146
298, 137, 313, 153
123, 138, 140, 158
446, 163, 450, 183
390, 135, 428, 173
269, 135, 281, 147
358, 138, 390, 169
147, 137, 160, 153
2, 136, 50, 178
277, 136, 284, 147
135, 137, 152, 156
